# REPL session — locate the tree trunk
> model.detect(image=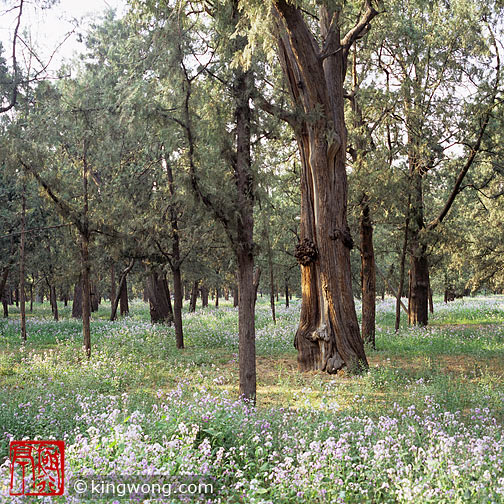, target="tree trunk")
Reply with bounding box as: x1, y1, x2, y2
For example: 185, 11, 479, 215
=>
267, 230, 276, 324
19, 184, 27, 342
395, 205, 410, 332
233, 285, 239, 307
408, 172, 429, 326
285, 278, 289, 308
119, 277, 129, 316
224, 287, 229, 301
272, 0, 373, 373
30, 282, 33, 312
146, 270, 174, 324
189, 280, 199, 313
81, 236, 91, 358
201, 286, 209, 308
110, 263, 116, 307
172, 267, 184, 348
360, 196, 376, 348
72, 280, 83, 318
50, 285, 59, 321
215, 288, 219, 308
164, 157, 184, 349
90, 283, 99, 312
110, 259, 135, 321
